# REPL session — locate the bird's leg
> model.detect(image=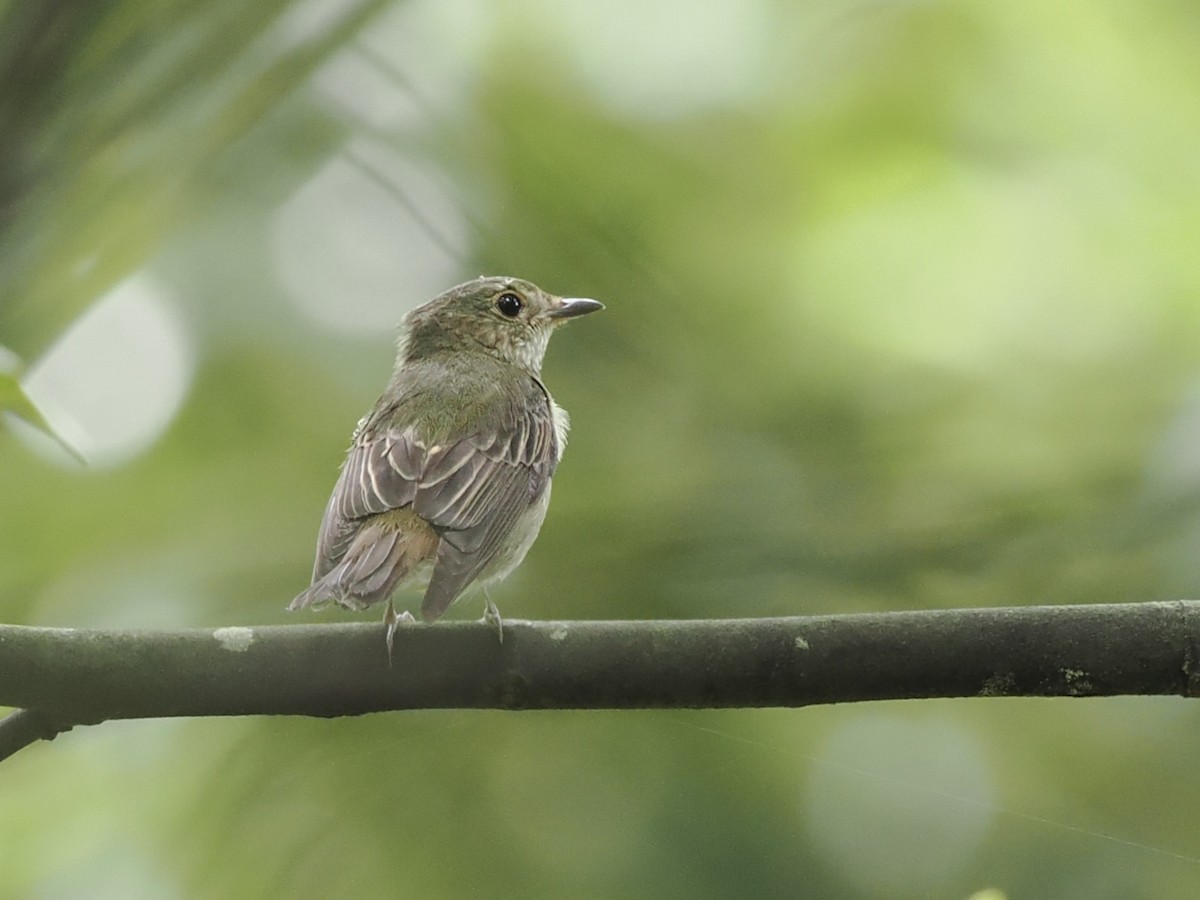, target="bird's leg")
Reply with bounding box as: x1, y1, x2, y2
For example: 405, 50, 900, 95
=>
383, 598, 416, 666
481, 596, 504, 645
